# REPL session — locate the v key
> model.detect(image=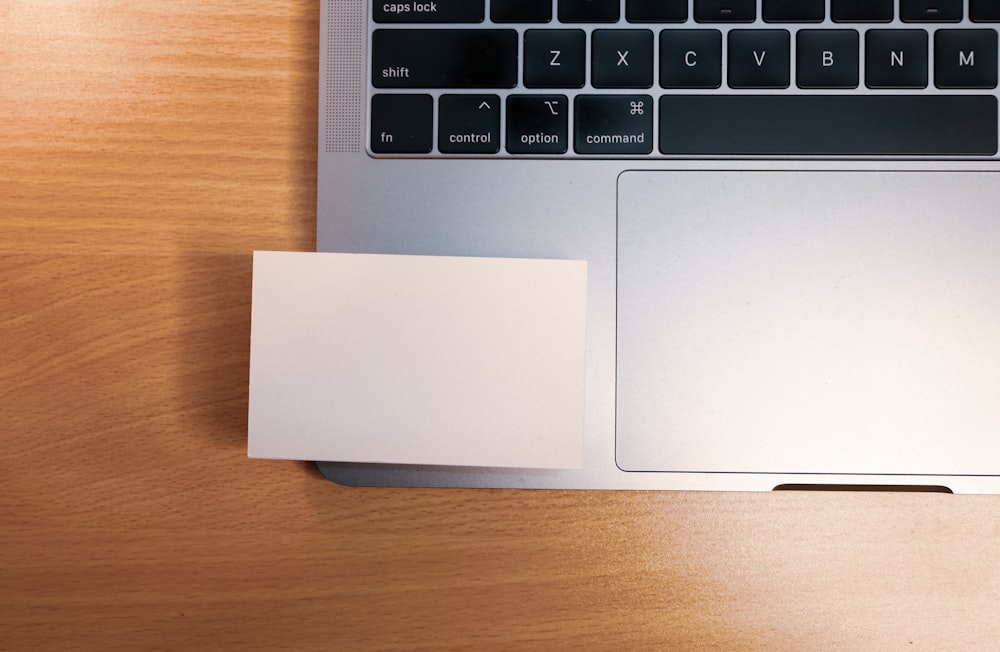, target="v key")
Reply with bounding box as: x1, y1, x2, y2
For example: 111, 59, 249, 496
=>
729, 30, 790, 88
